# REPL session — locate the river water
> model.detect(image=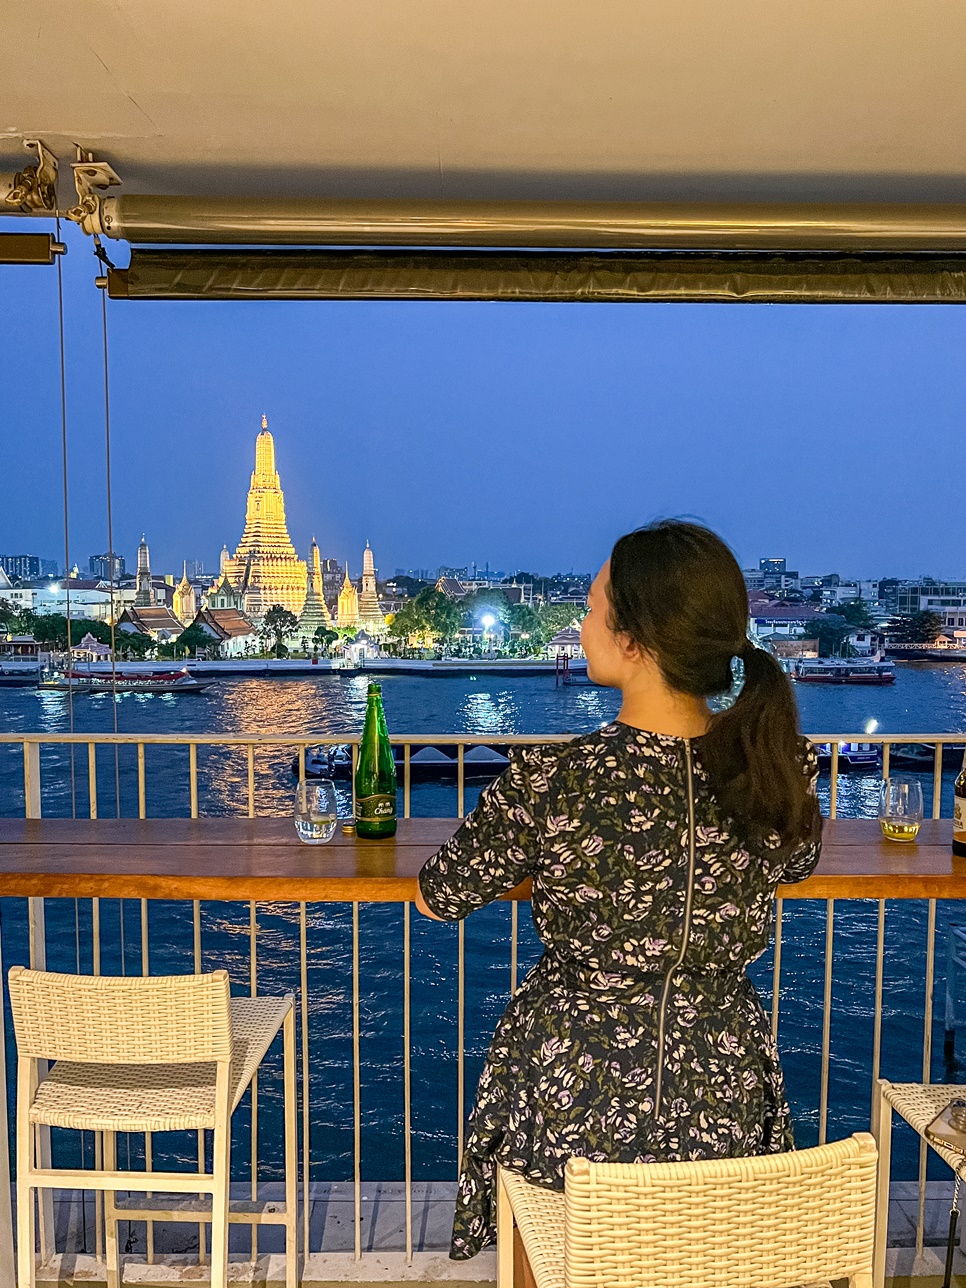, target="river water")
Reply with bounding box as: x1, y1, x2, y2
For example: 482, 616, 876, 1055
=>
1, 662, 965, 1187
